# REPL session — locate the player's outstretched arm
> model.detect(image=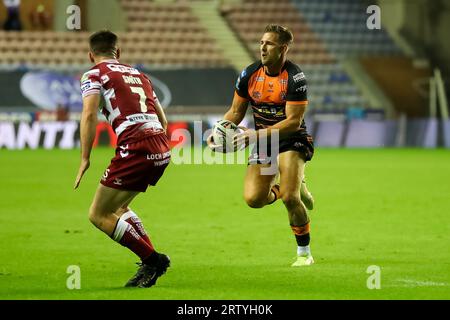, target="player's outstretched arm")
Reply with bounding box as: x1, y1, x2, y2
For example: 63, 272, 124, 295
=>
74, 94, 100, 189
